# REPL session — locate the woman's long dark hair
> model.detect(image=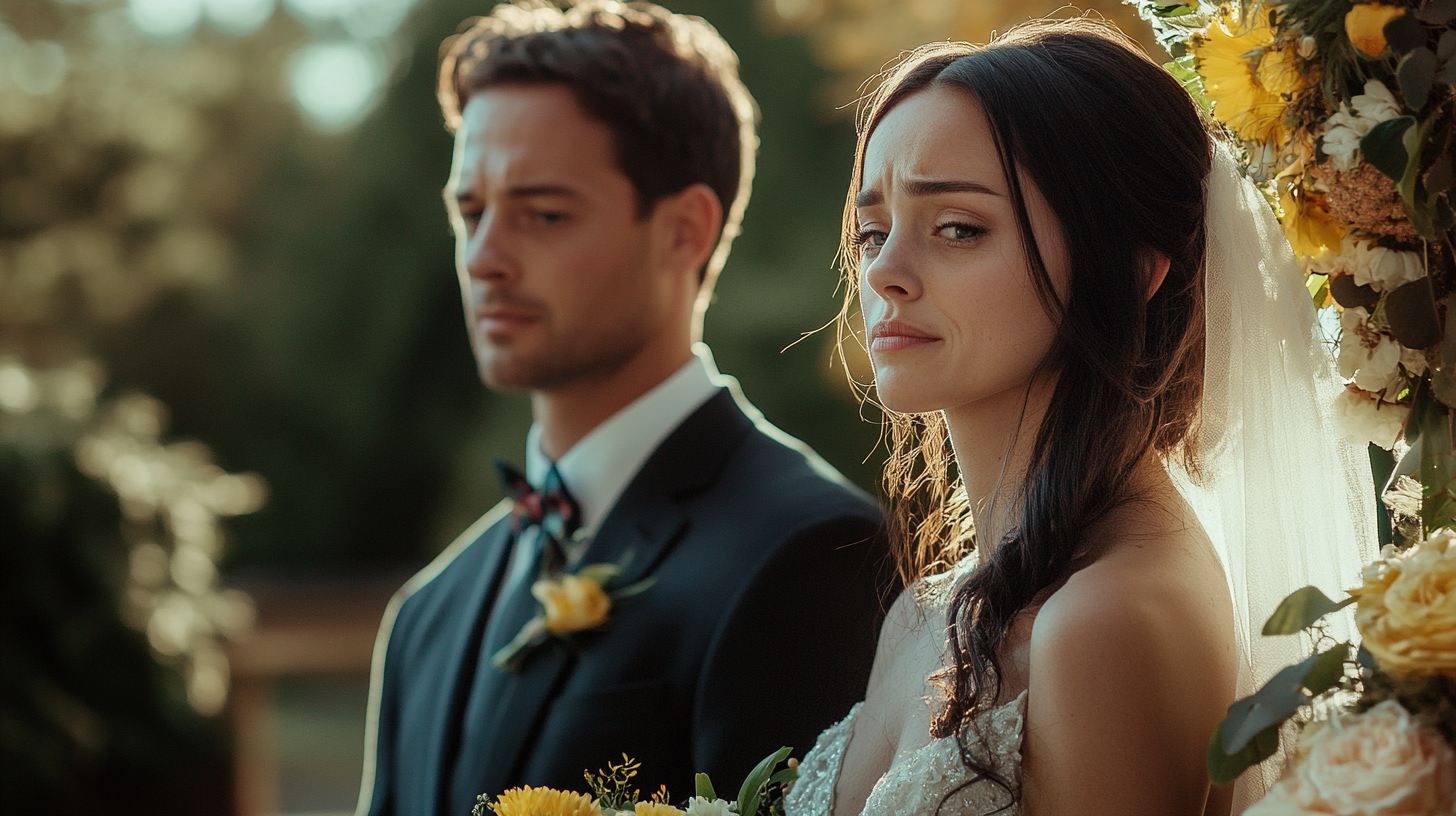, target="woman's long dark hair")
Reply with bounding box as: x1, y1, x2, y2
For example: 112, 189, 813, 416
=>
839, 18, 1213, 807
